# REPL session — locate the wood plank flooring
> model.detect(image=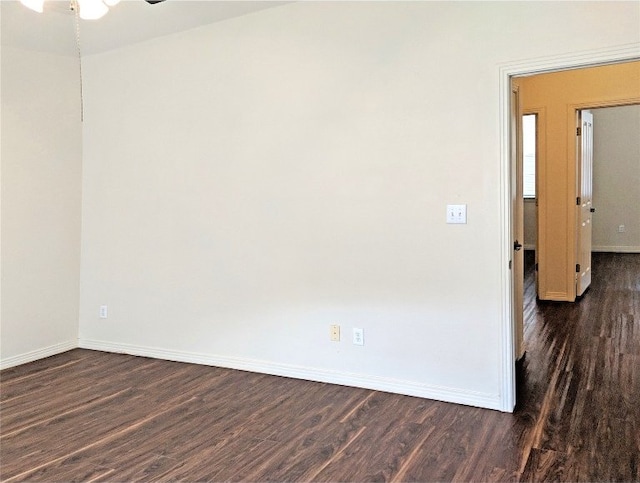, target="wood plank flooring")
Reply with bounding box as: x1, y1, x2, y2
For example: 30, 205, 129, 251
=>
1, 252, 639, 481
